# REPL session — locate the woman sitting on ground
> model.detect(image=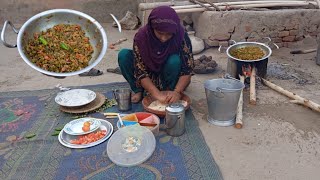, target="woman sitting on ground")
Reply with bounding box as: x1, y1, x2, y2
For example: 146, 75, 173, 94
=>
118, 6, 194, 103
